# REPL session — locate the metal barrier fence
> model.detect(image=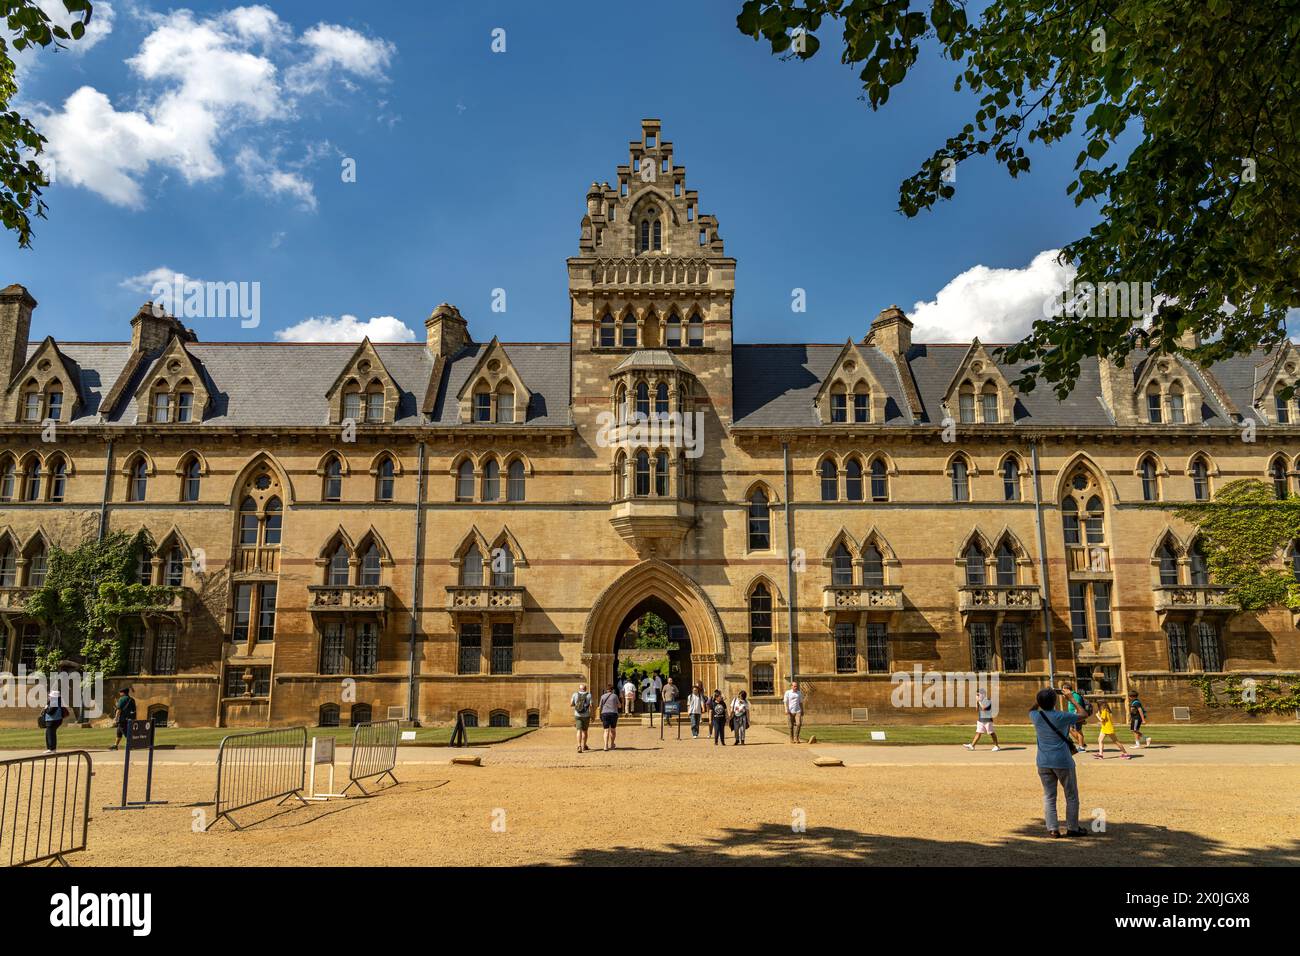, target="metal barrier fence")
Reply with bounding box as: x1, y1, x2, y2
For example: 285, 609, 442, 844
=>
344, 719, 400, 796
1, 751, 93, 867
208, 727, 307, 831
